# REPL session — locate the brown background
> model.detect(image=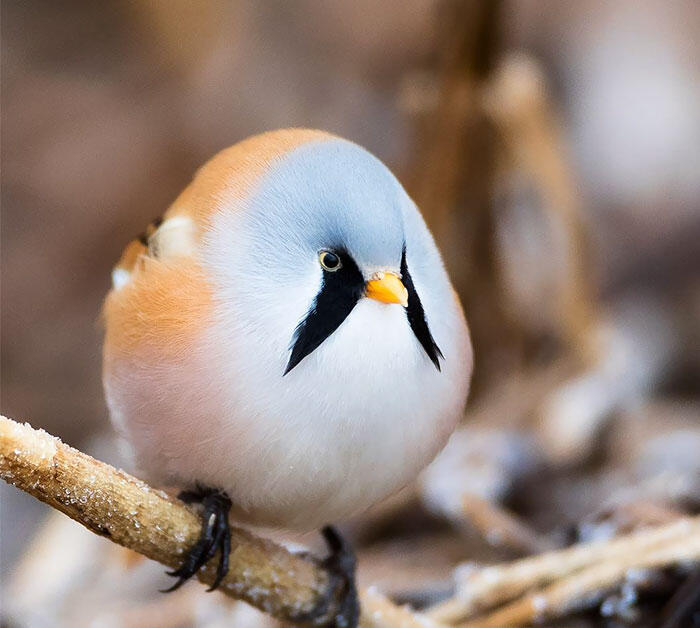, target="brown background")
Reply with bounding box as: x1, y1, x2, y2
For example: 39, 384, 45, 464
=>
2, 0, 699, 577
